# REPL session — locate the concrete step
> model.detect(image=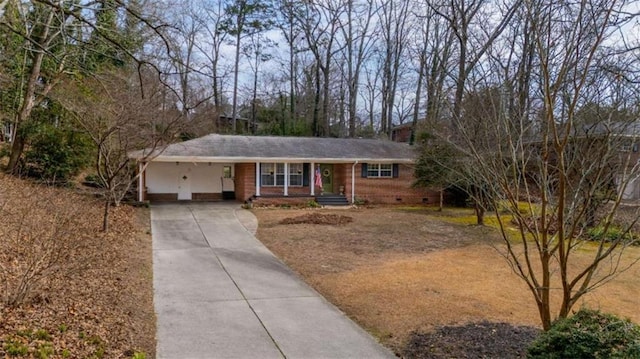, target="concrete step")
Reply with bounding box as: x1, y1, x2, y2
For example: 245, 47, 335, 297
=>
315, 195, 349, 206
